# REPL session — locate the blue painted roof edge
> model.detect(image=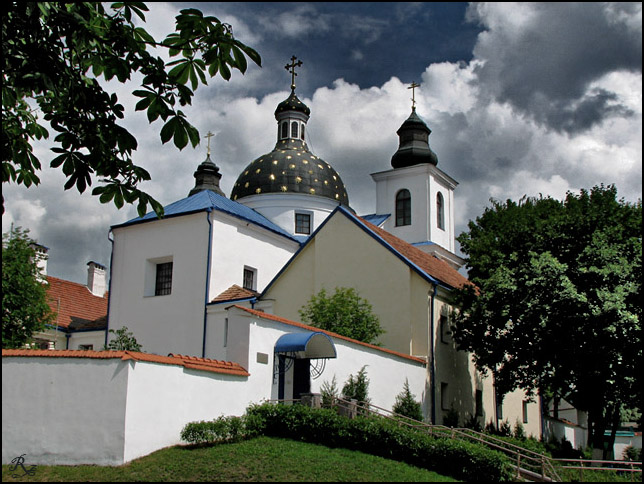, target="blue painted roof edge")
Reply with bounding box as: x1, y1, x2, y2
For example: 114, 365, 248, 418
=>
110, 190, 302, 244
260, 205, 450, 298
